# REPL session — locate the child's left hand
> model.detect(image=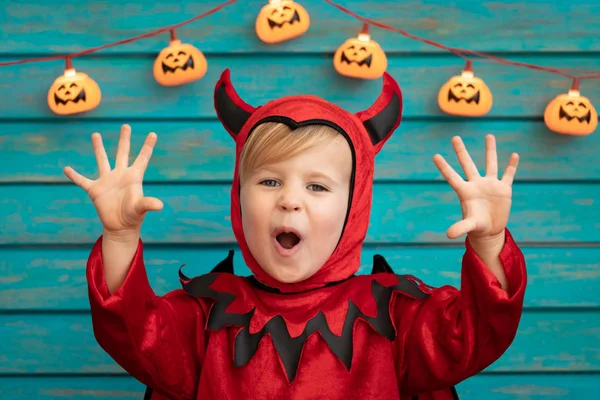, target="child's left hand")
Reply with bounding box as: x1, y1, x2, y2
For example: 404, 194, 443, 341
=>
433, 134, 519, 241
